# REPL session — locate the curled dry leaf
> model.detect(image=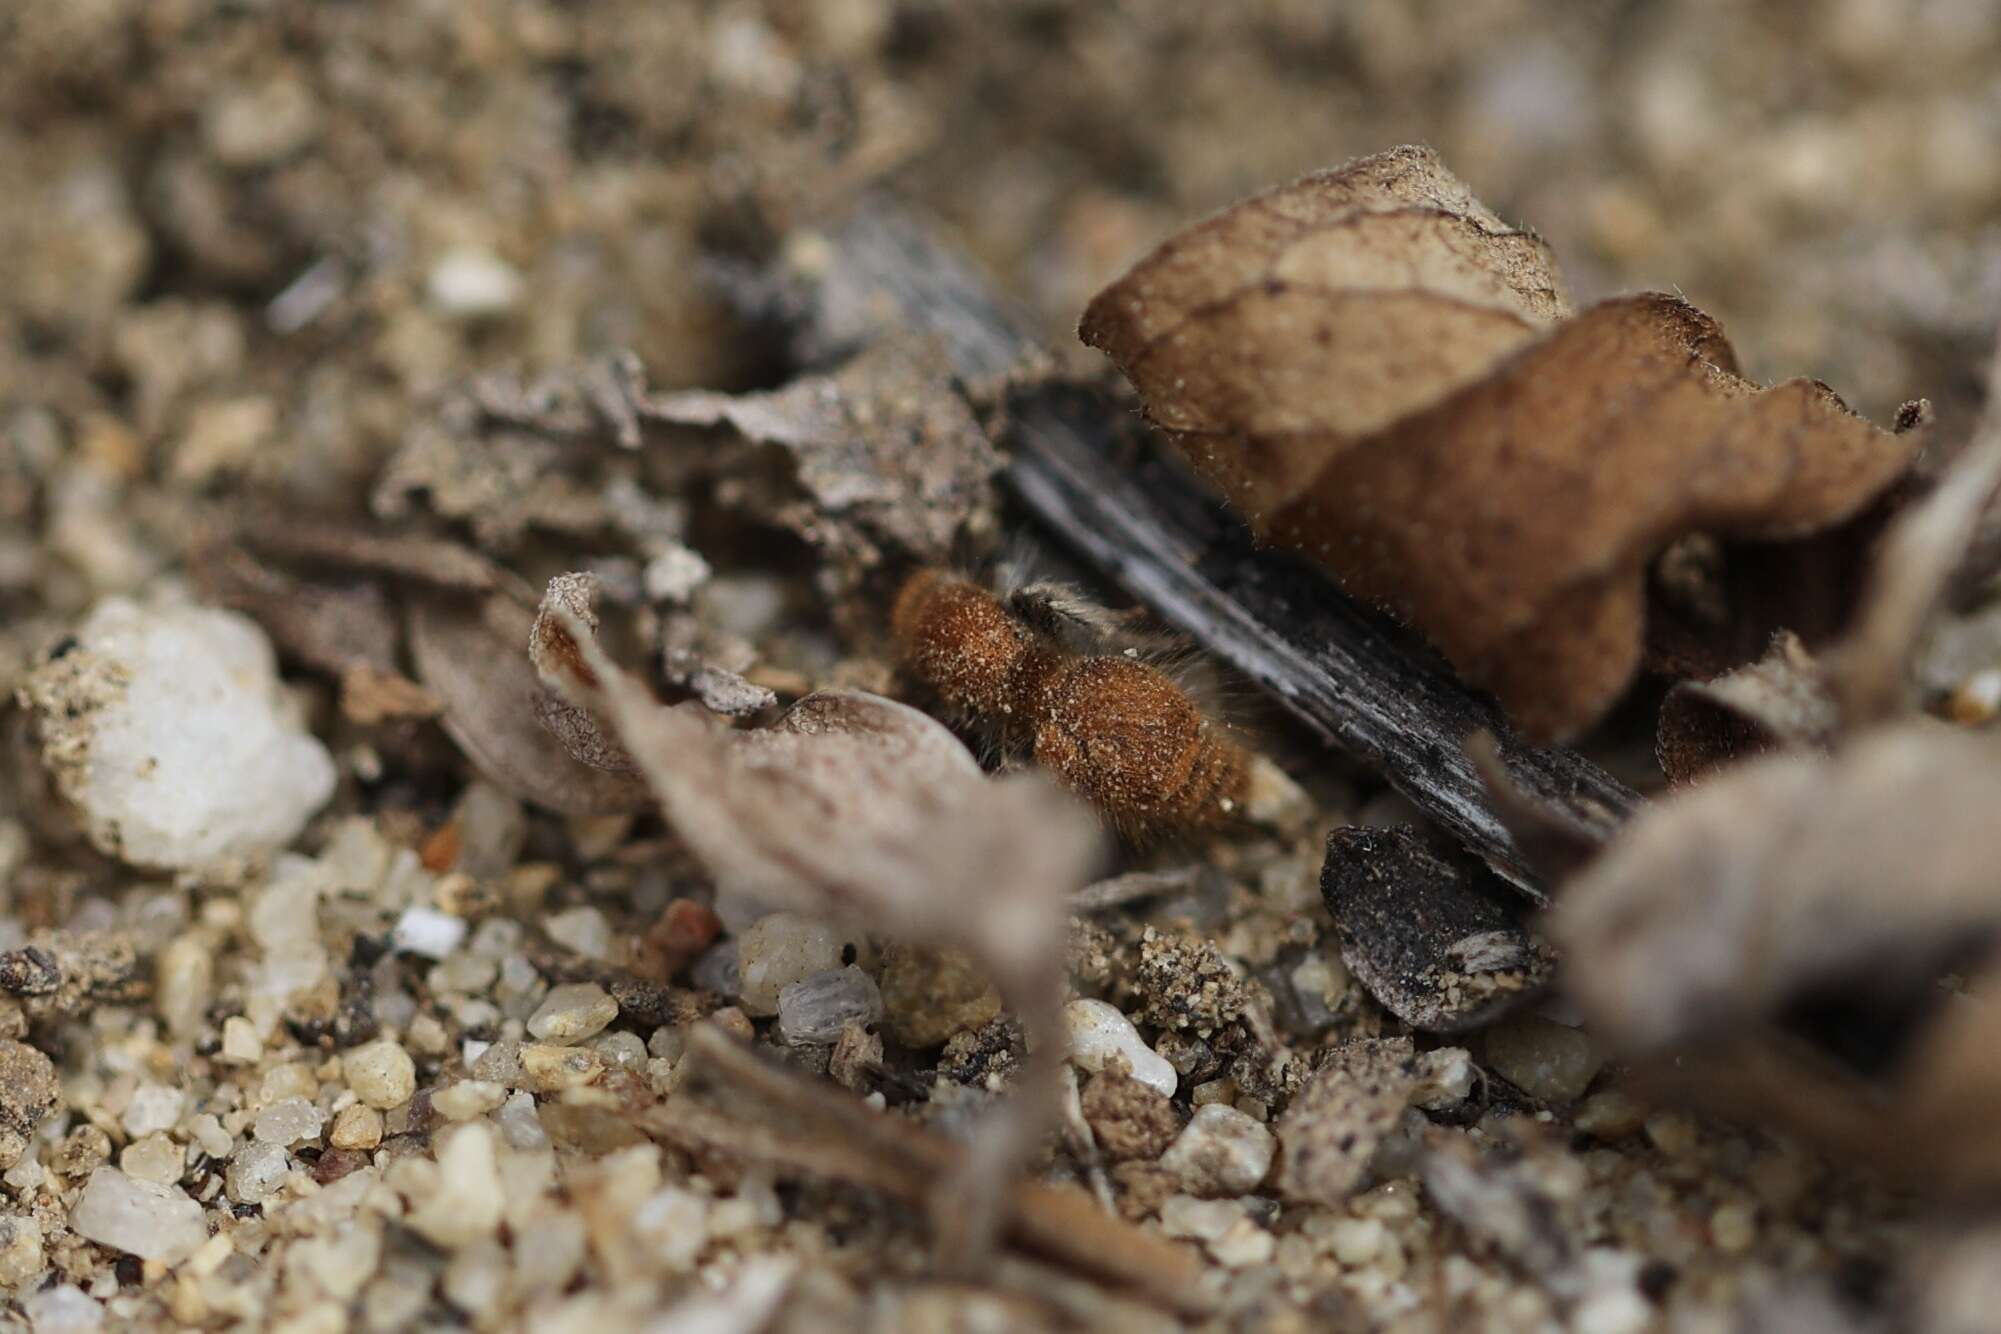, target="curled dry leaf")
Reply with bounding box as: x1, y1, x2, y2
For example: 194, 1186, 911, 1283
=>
193, 542, 403, 683
407, 597, 653, 816
1657, 365, 2001, 776
1655, 631, 1839, 784
527, 573, 640, 774
1081, 144, 1919, 740
1319, 826, 1551, 1032
535, 593, 1098, 964
1827, 340, 2001, 723
645, 338, 1001, 585
1554, 725, 2001, 1189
